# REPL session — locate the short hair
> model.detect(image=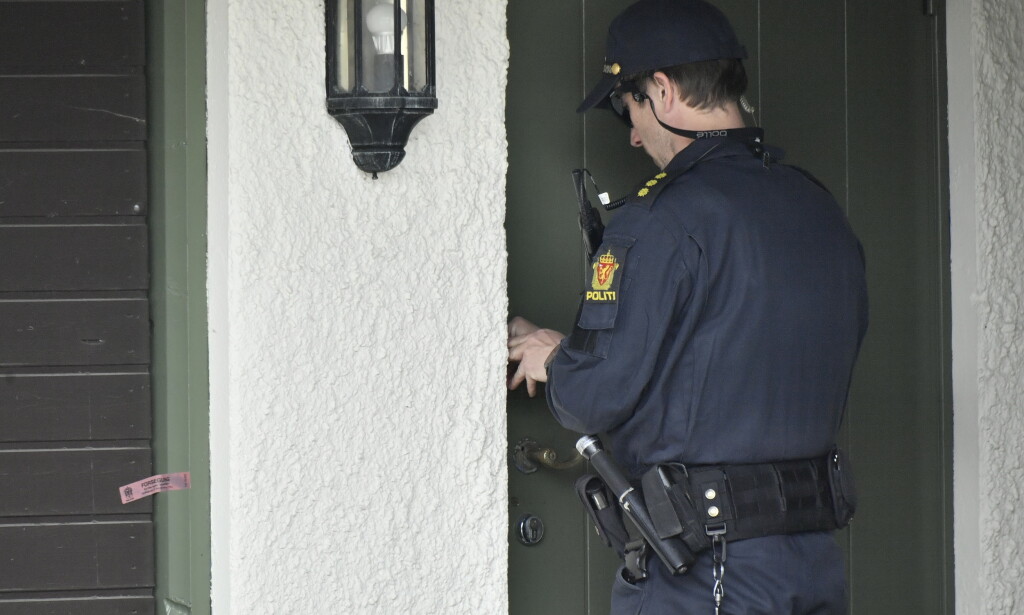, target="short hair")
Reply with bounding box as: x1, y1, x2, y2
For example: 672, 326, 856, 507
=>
628, 58, 747, 110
